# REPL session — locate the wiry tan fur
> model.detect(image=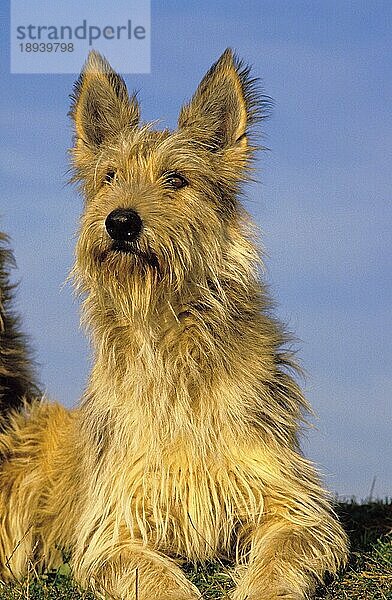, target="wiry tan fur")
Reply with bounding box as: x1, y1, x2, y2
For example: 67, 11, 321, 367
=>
0, 49, 348, 599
